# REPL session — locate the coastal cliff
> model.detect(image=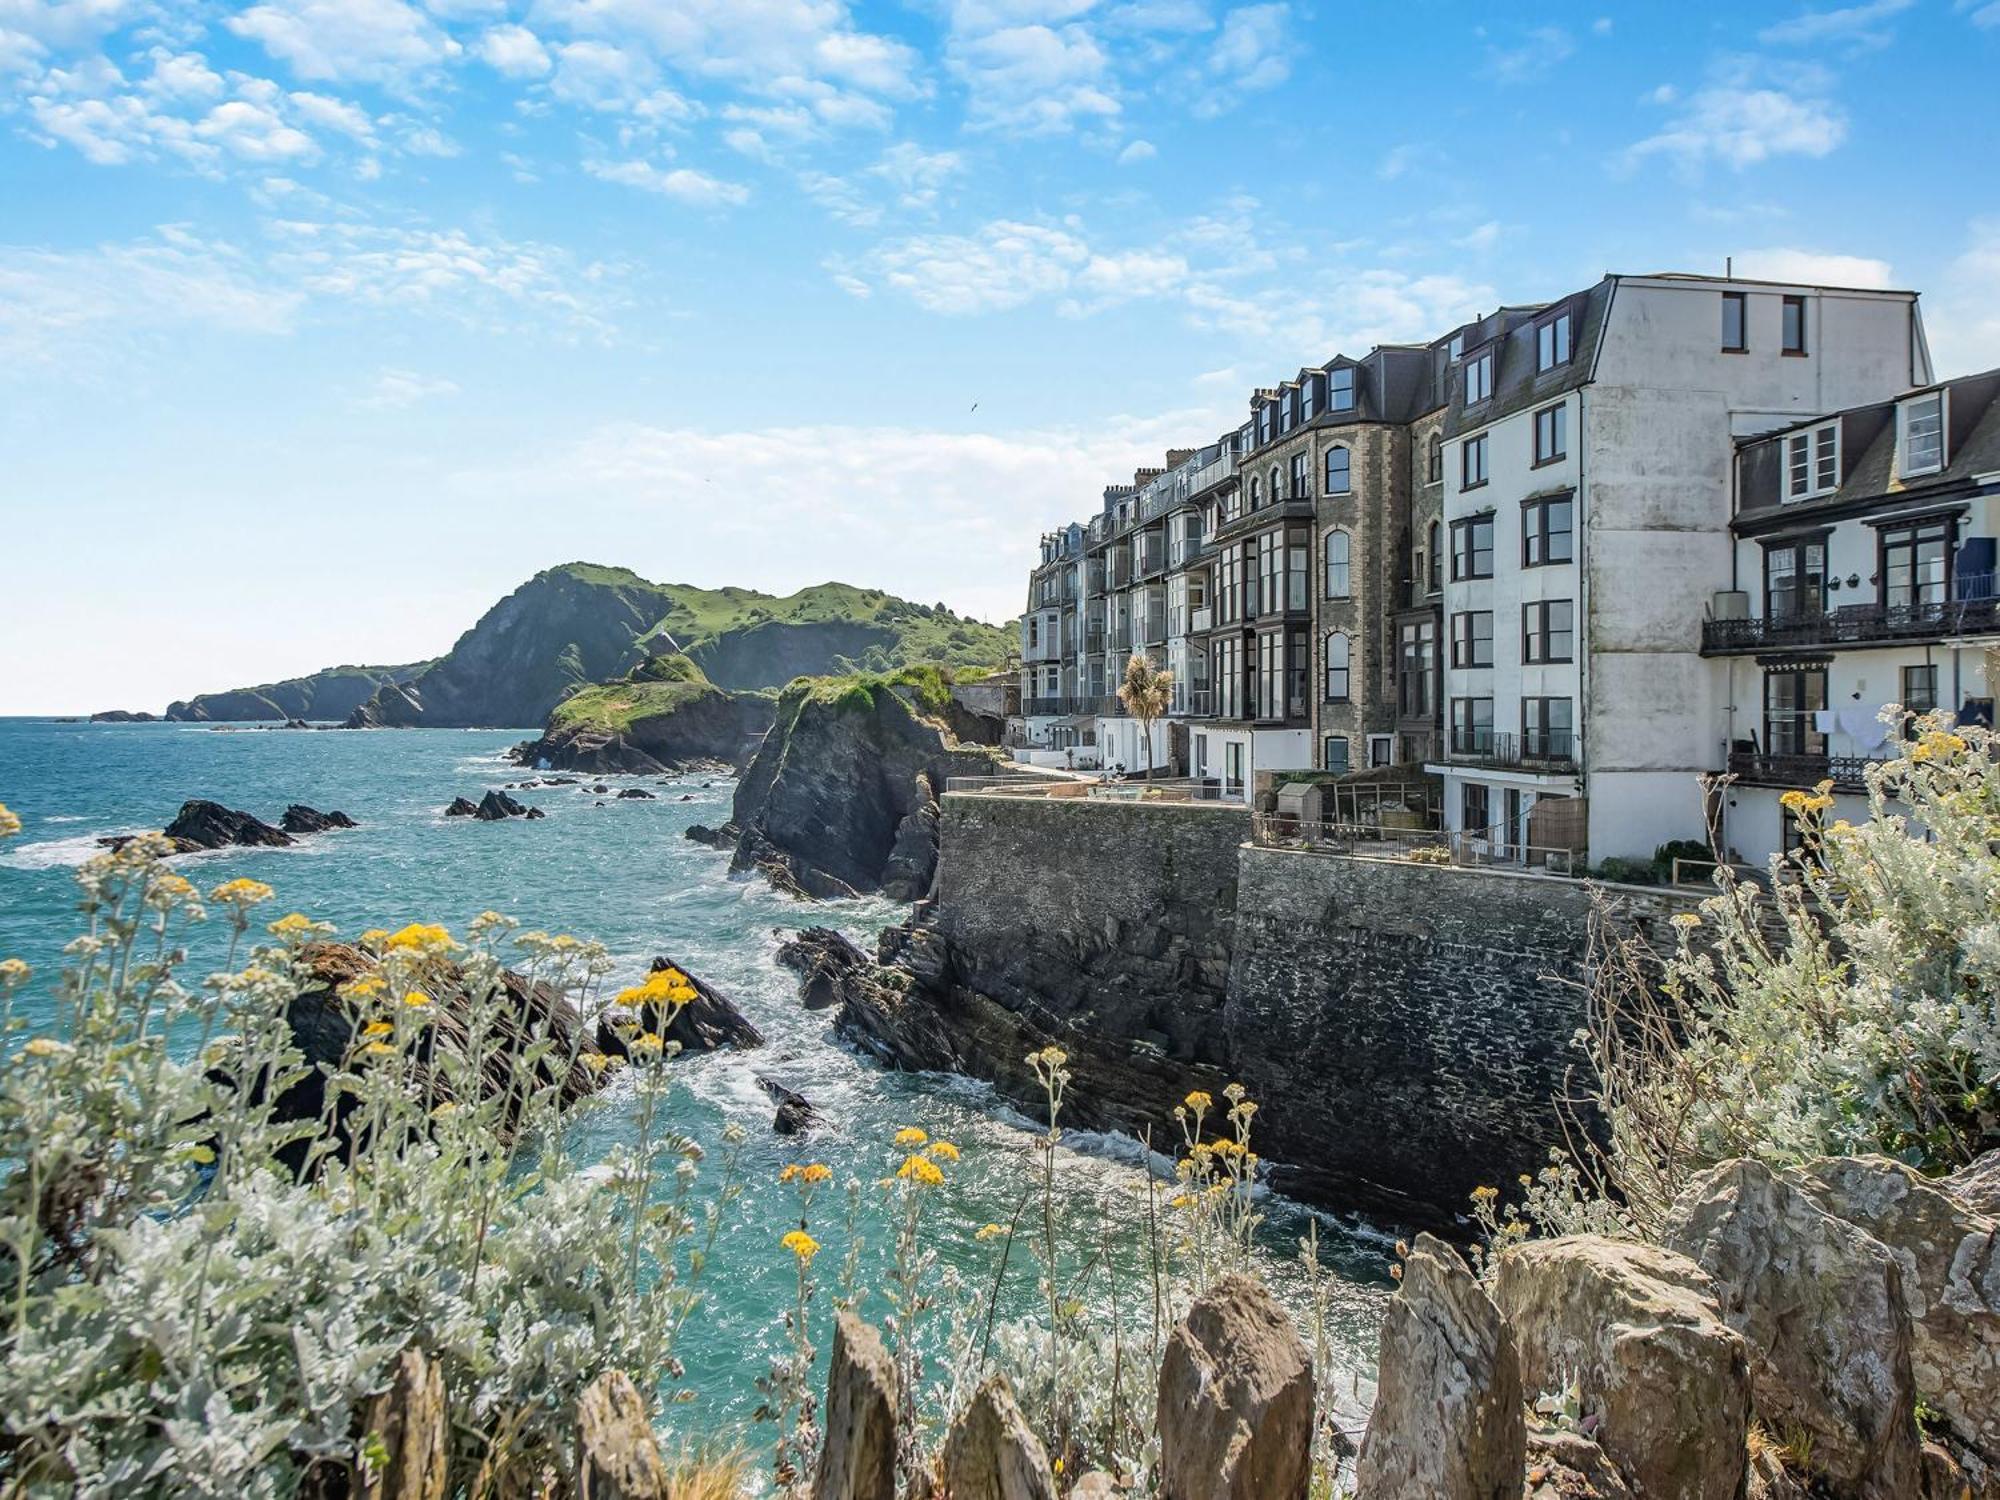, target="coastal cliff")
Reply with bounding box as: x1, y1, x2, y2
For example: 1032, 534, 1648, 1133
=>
510, 653, 775, 774
166, 662, 431, 723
